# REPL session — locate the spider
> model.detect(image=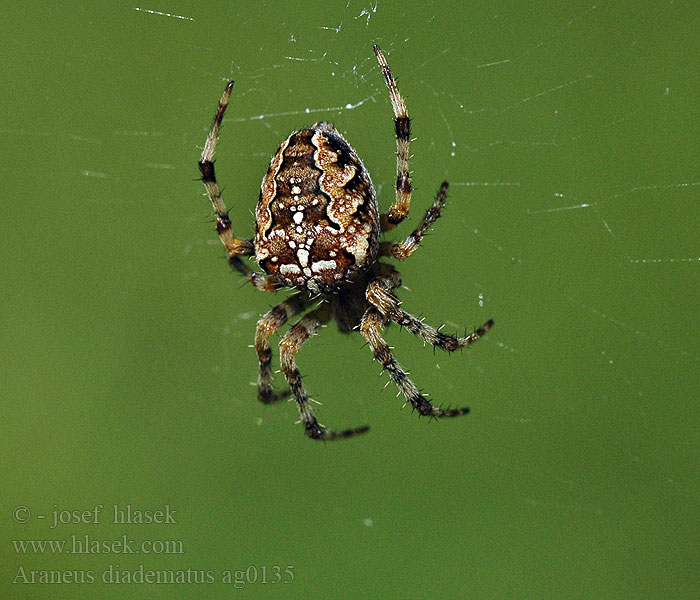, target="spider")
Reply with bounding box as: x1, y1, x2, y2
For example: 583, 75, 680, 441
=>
198, 45, 493, 441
